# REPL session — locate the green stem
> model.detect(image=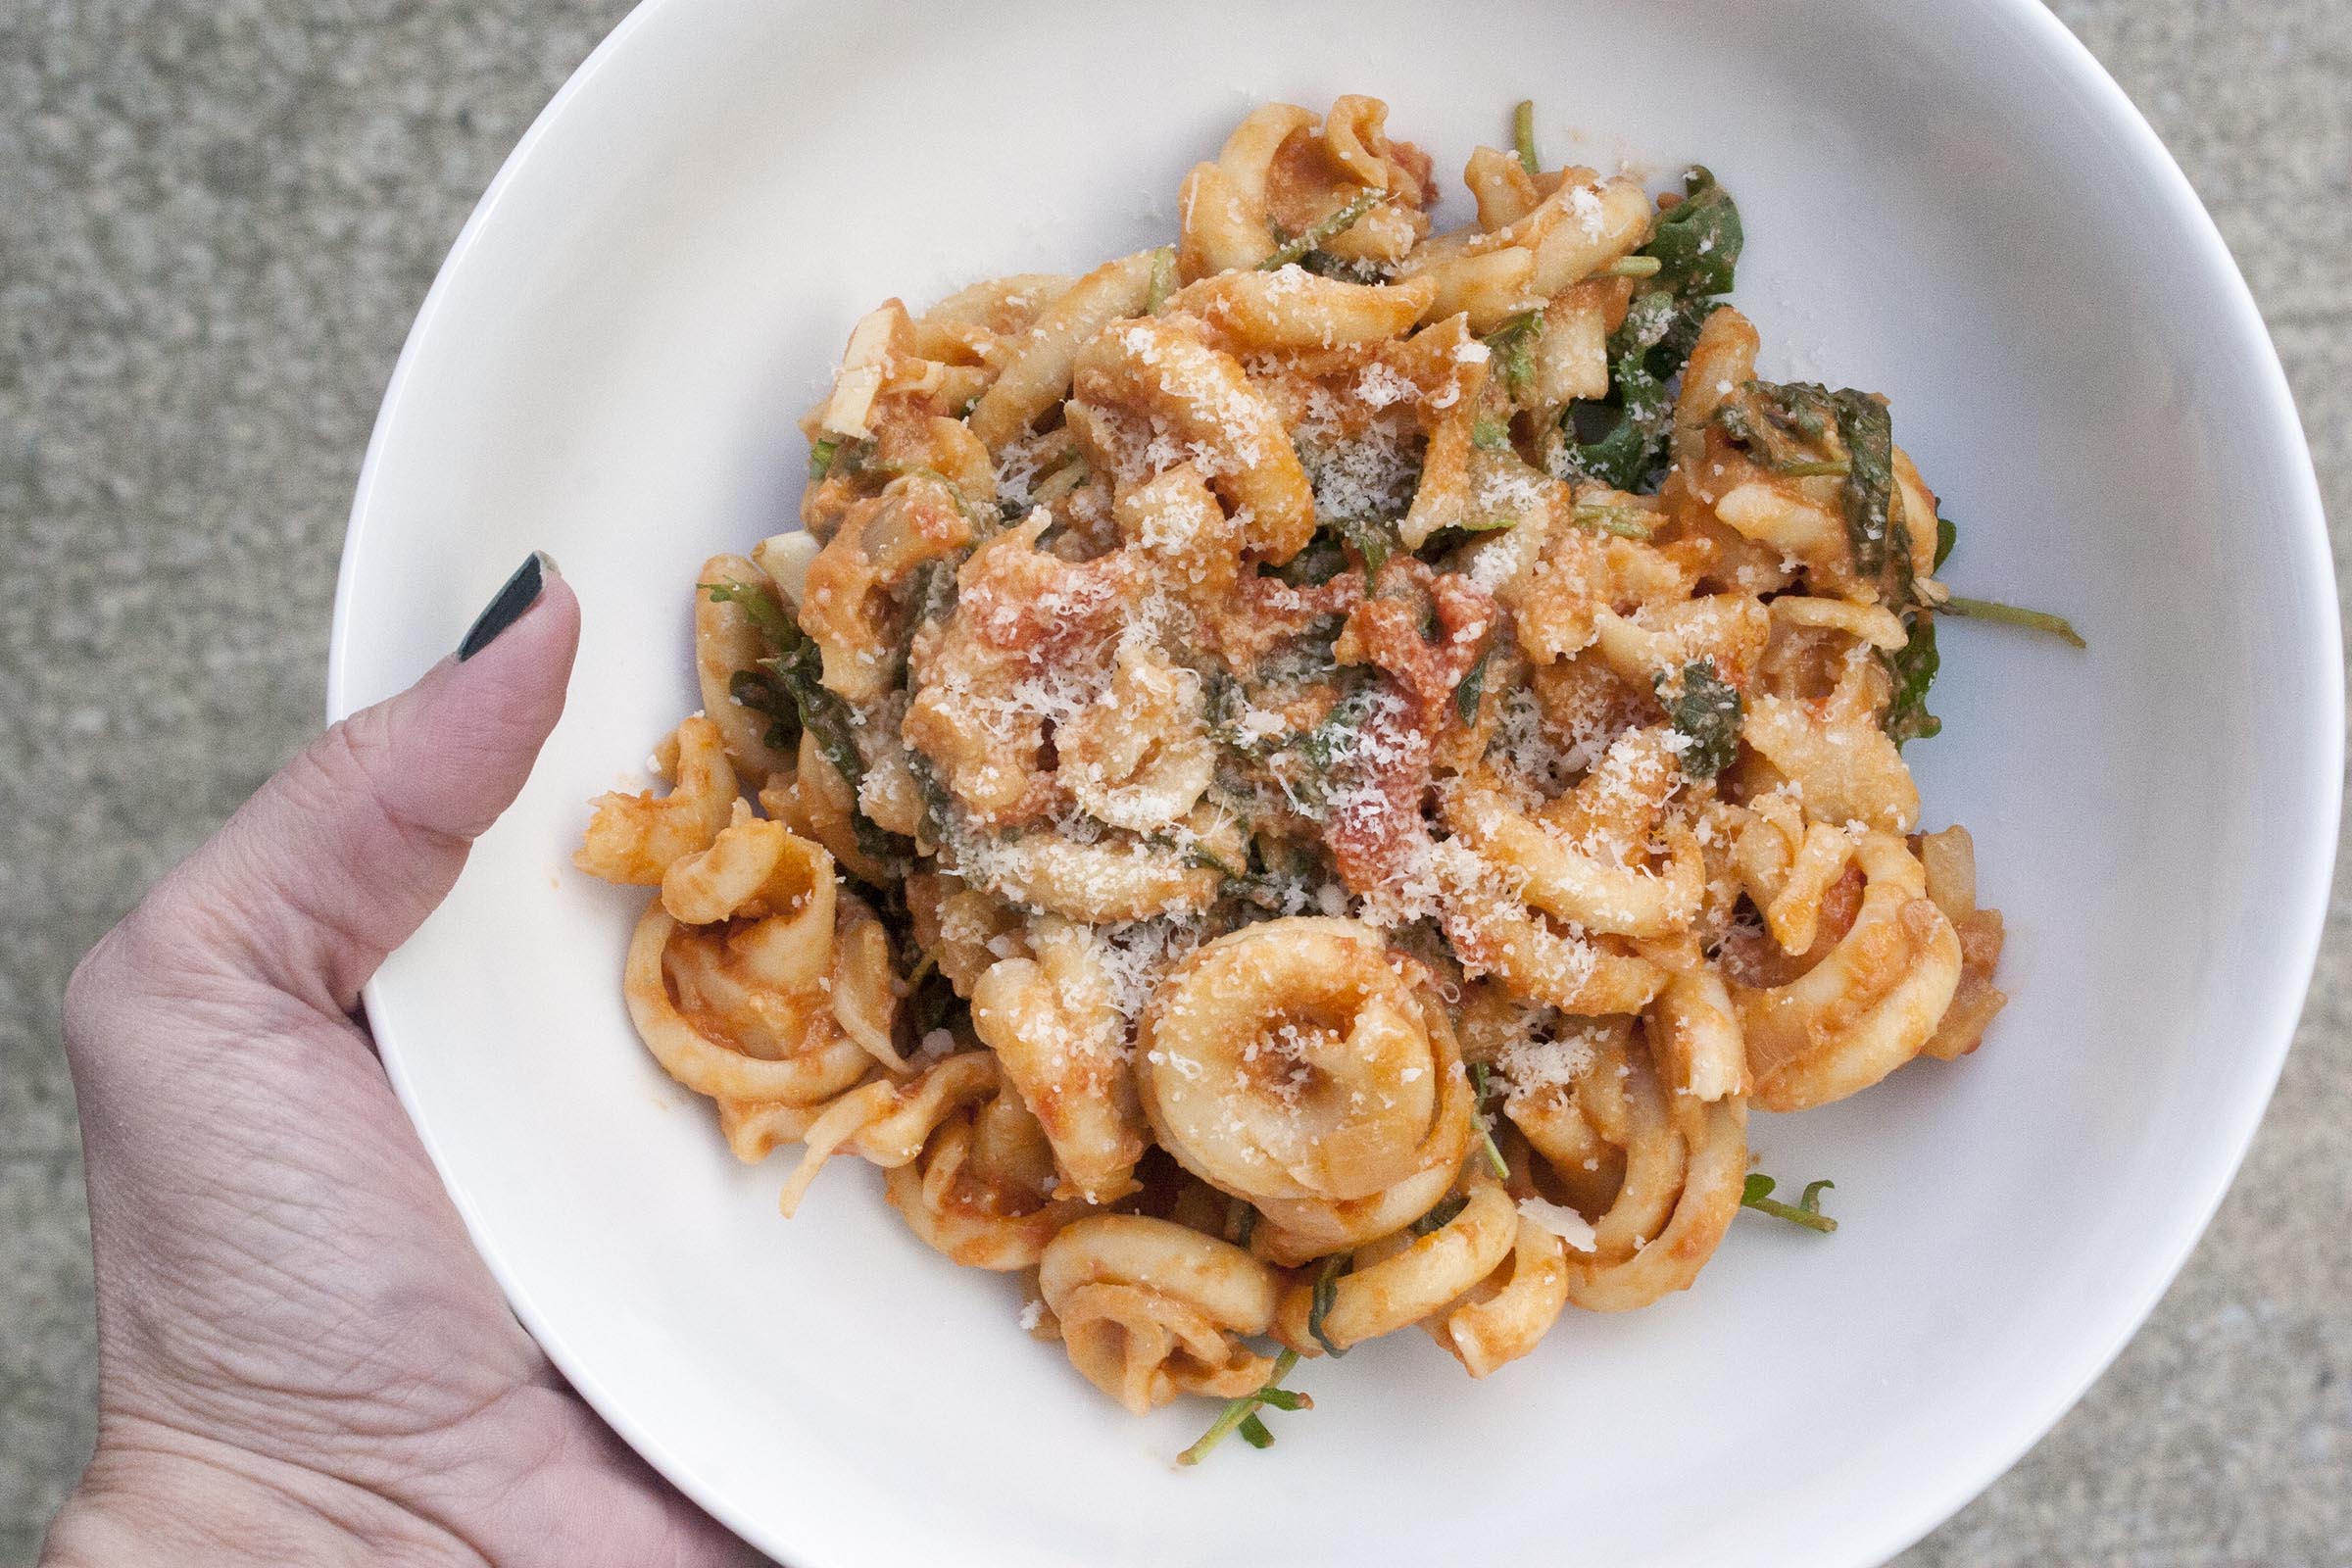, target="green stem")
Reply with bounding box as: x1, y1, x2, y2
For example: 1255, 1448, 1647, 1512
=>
1178, 1348, 1304, 1466
1512, 99, 1540, 176
1146, 245, 1177, 315
1741, 1194, 1838, 1233
1571, 503, 1655, 540
1467, 1062, 1511, 1178
1260, 188, 1387, 270
1602, 255, 1663, 278
1938, 595, 2086, 648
